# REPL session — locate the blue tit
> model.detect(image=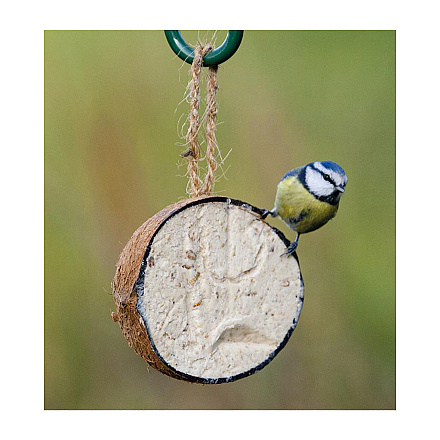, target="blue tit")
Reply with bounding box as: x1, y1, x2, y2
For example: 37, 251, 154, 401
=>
261, 161, 348, 256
